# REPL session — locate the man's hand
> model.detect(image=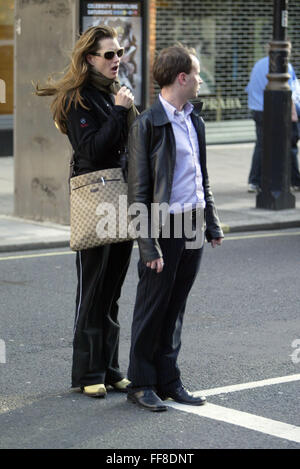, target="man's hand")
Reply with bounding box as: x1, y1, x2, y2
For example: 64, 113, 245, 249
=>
211, 238, 223, 248
146, 257, 164, 273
